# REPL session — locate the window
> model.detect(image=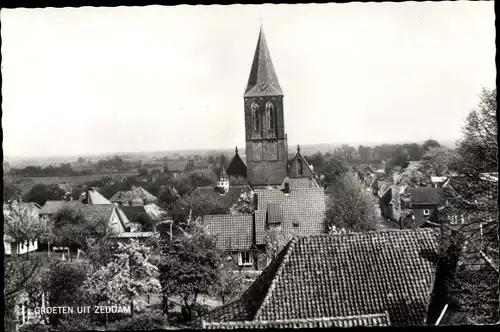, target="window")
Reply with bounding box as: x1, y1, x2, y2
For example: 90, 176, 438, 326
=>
238, 251, 253, 266
423, 209, 430, 216
251, 102, 260, 131
297, 159, 304, 176
266, 101, 276, 130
